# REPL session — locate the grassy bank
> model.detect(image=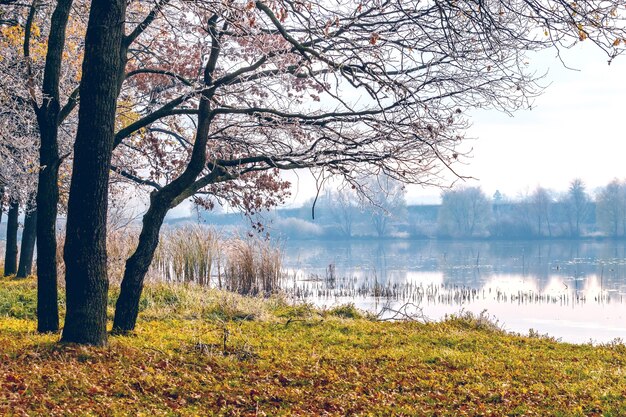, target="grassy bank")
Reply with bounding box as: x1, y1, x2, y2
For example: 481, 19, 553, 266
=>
1, 277, 626, 416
